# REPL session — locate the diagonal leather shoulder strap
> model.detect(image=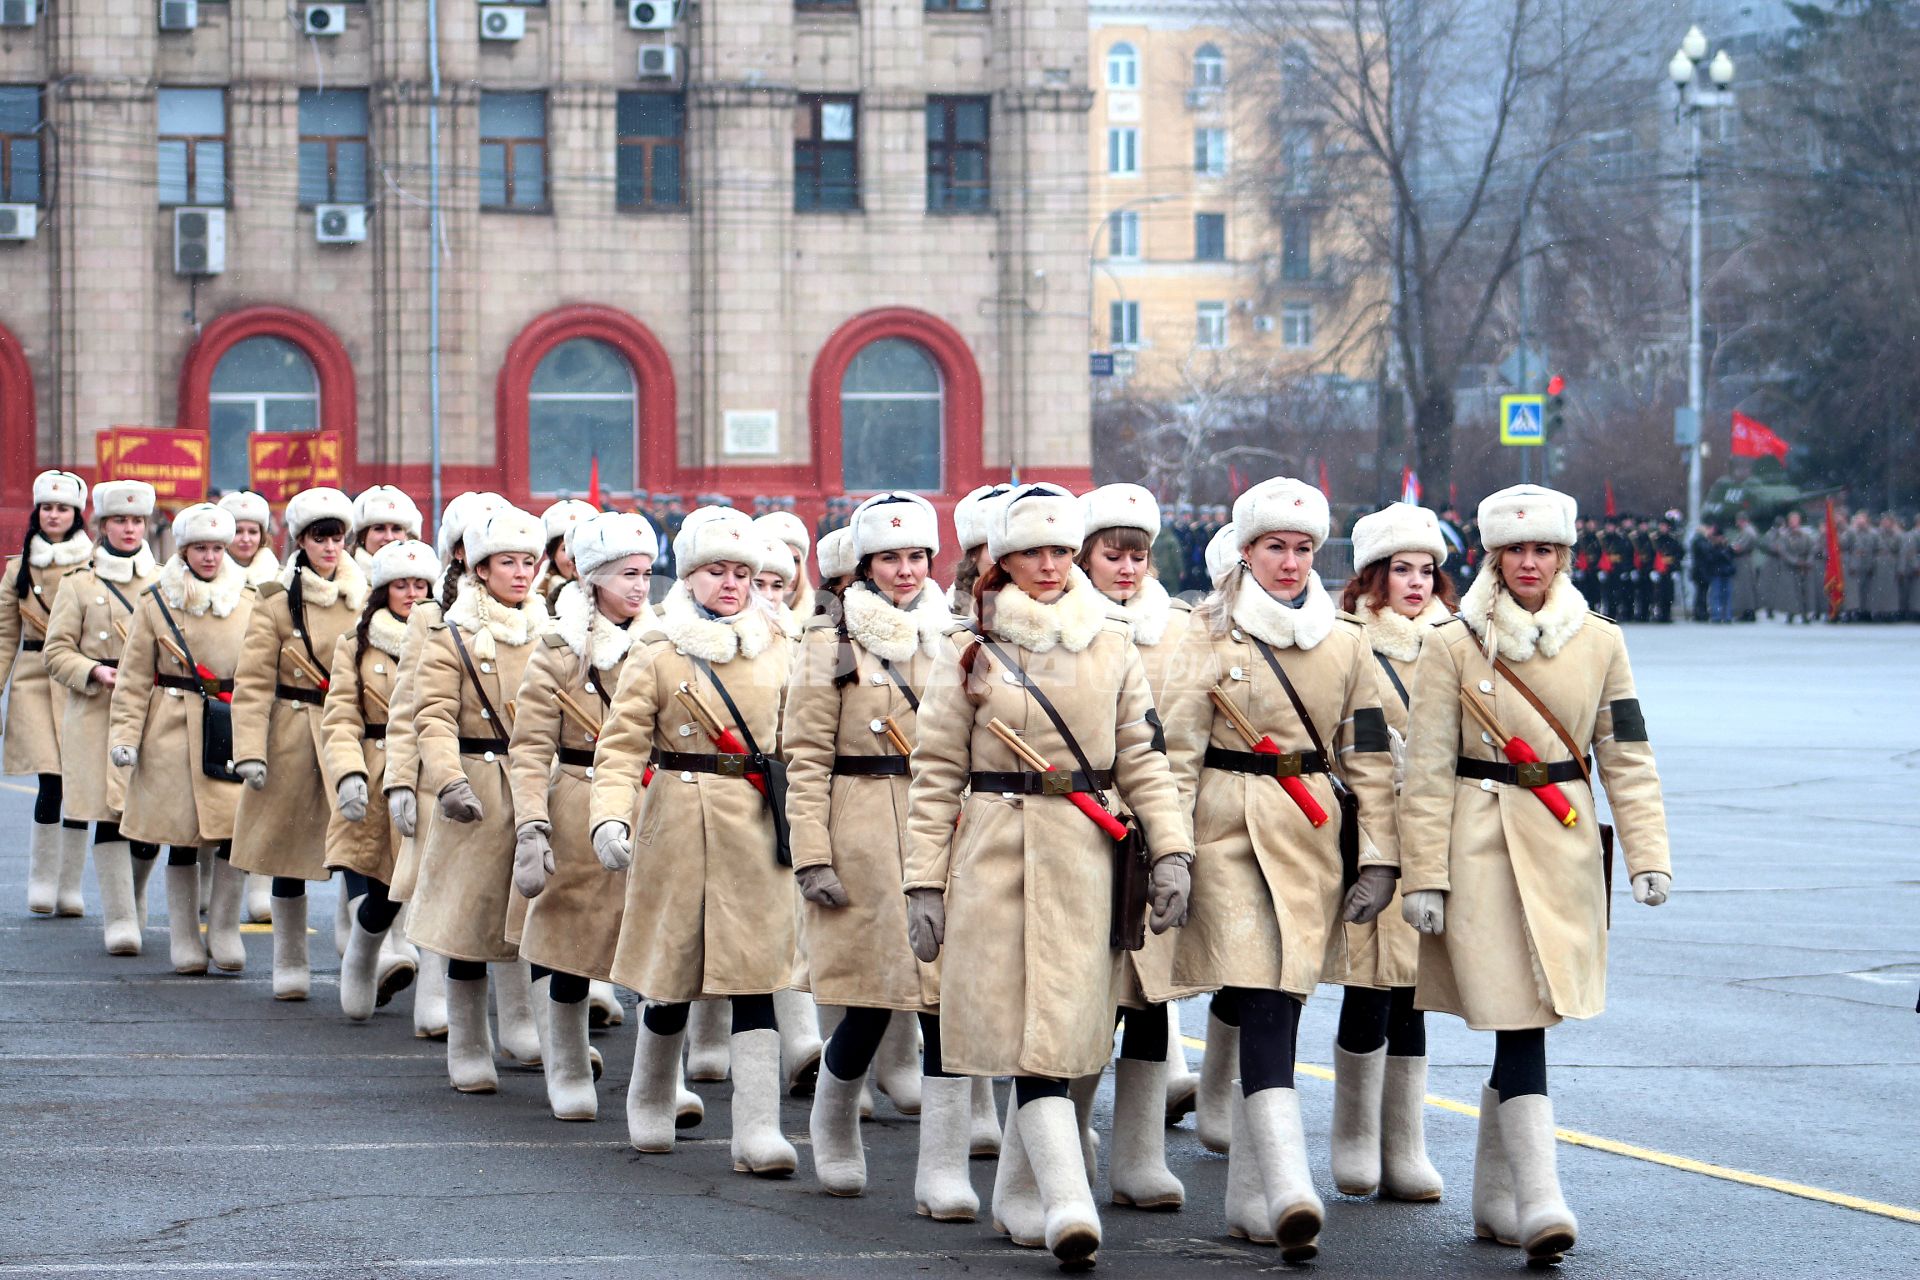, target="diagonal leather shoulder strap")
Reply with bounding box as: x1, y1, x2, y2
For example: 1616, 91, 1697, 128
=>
447, 623, 506, 734
1373, 652, 1410, 710
1249, 637, 1335, 768
977, 632, 1108, 806
879, 657, 920, 713
690, 656, 766, 760
1492, 656, 1591, 788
